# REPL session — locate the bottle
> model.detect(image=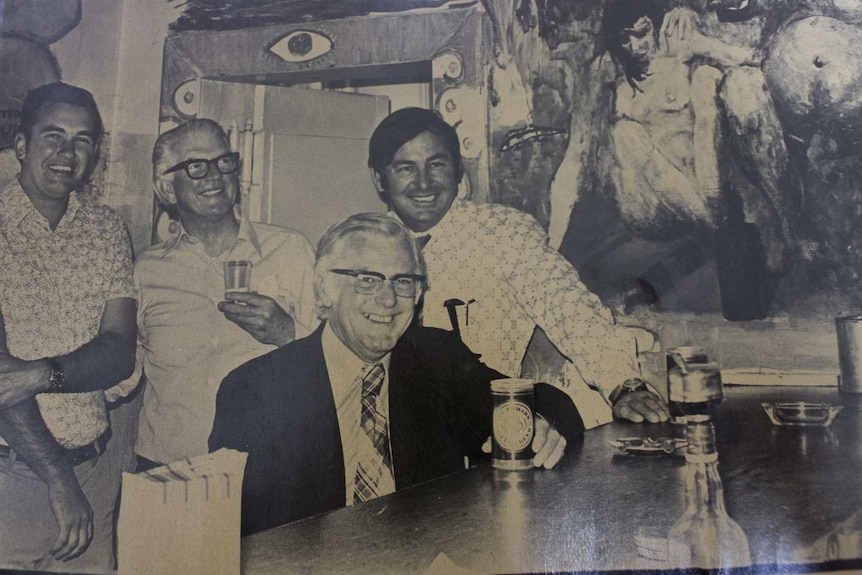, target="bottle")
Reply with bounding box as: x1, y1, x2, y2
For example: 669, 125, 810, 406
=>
666, 347, 723, 422
667, 415, 751, 569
